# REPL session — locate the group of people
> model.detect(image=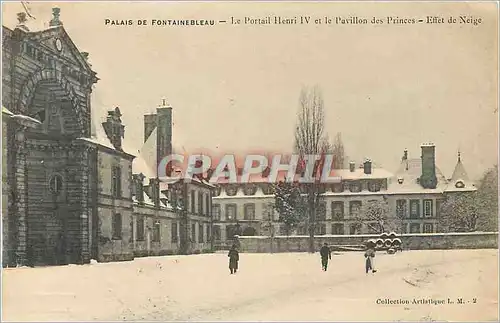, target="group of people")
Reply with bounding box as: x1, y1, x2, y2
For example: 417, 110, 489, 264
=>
319, 242, 377, 273
228, 241, 378, 274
